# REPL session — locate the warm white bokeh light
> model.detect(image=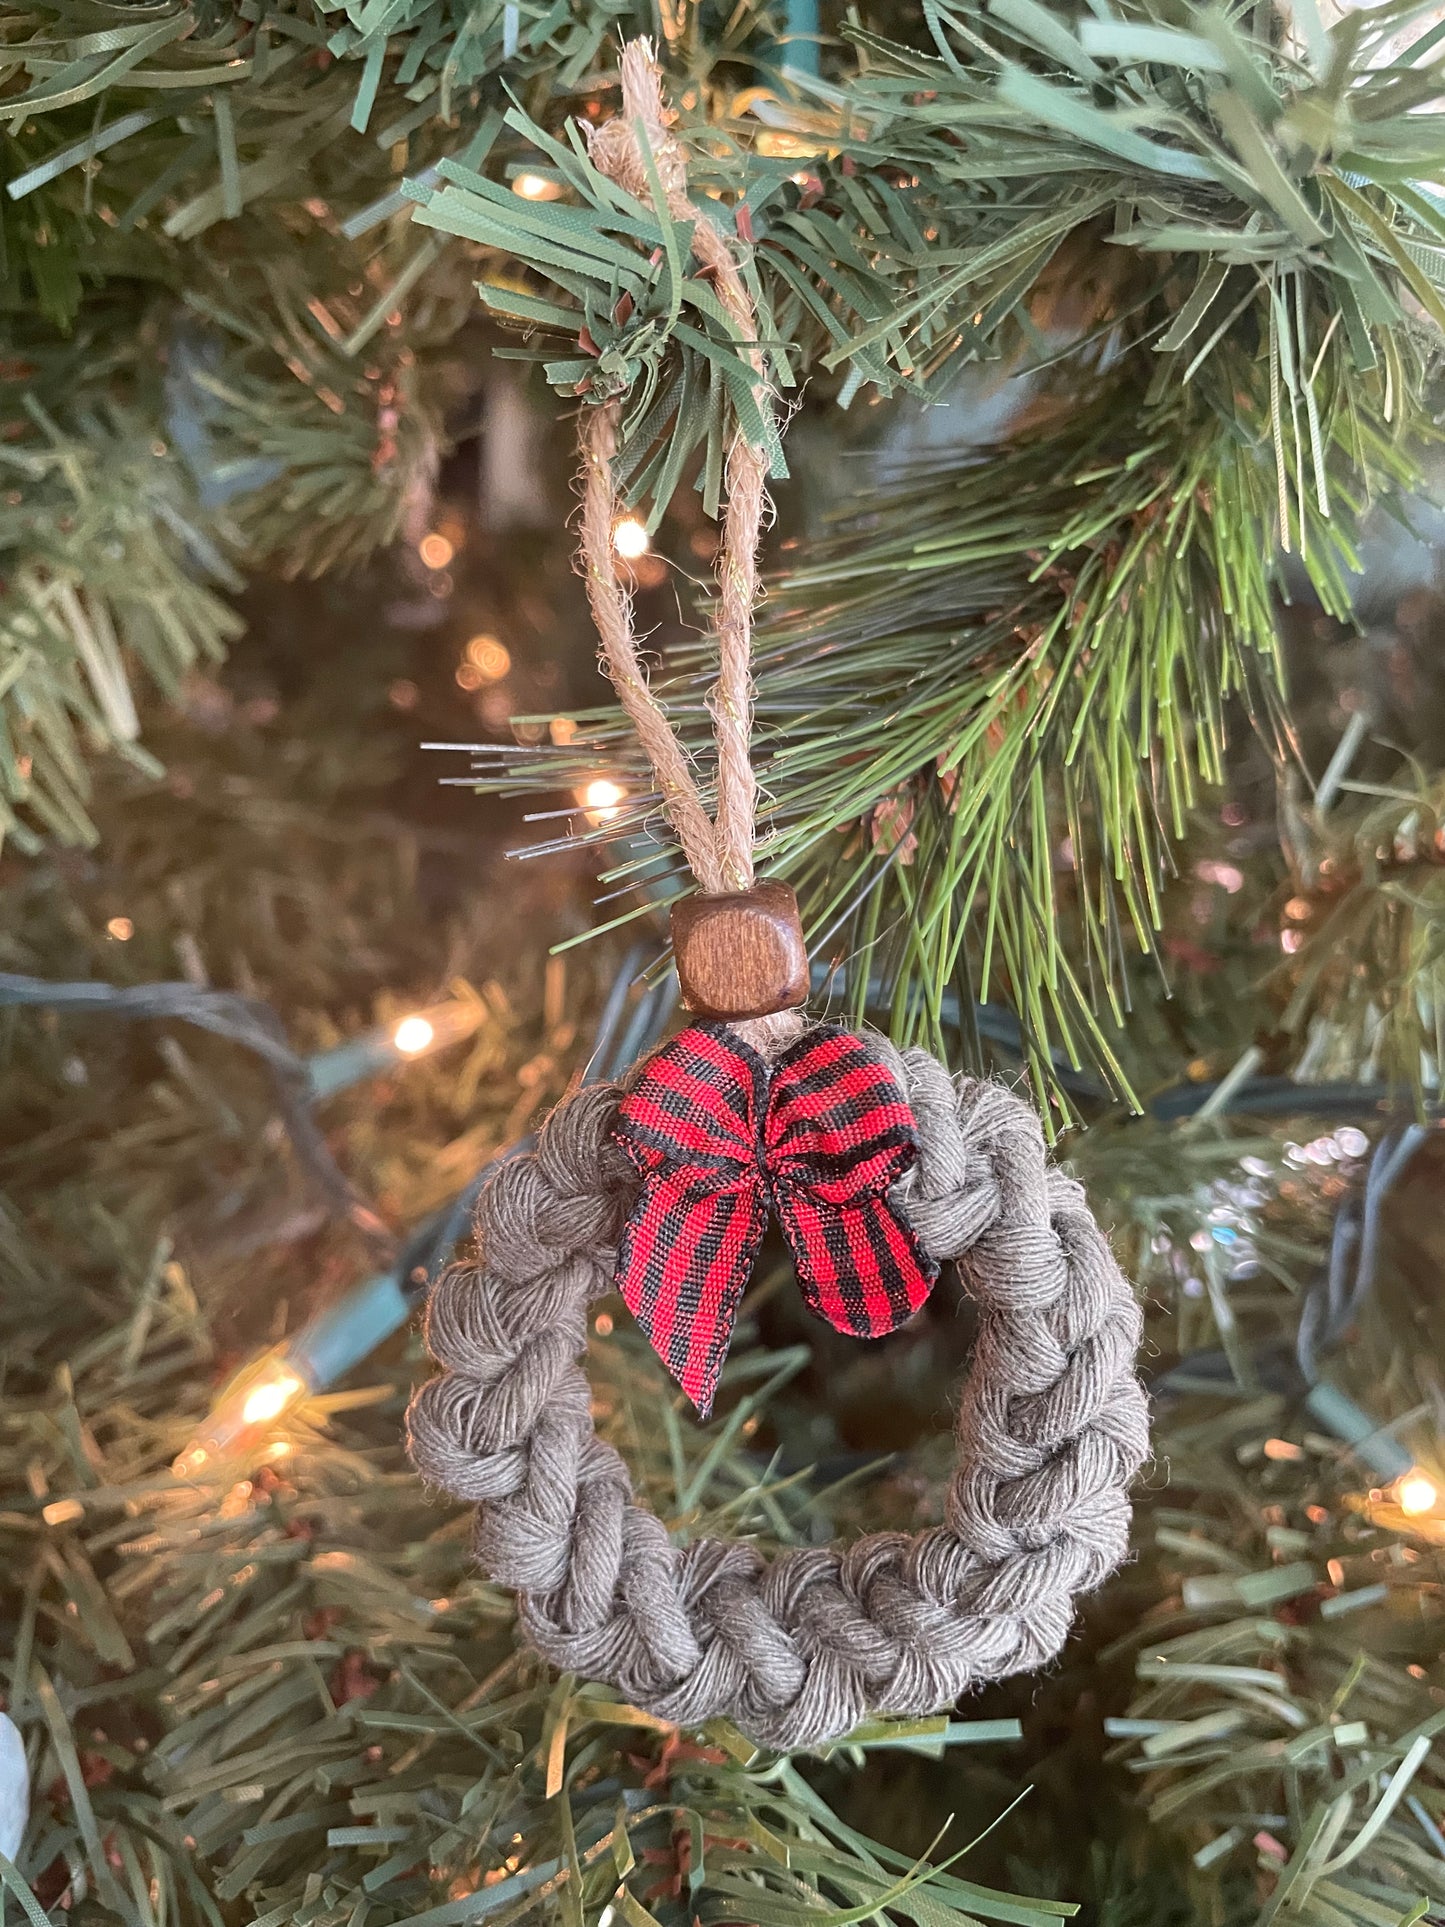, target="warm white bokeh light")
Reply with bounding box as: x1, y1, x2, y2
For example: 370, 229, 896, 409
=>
1397, 1472, 1439, 1516
512, 172, 560, 201
465, 635, 511, 681
612, 517, 650, 560
393, 1014, 437, 1055
579, 778, 626, 825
